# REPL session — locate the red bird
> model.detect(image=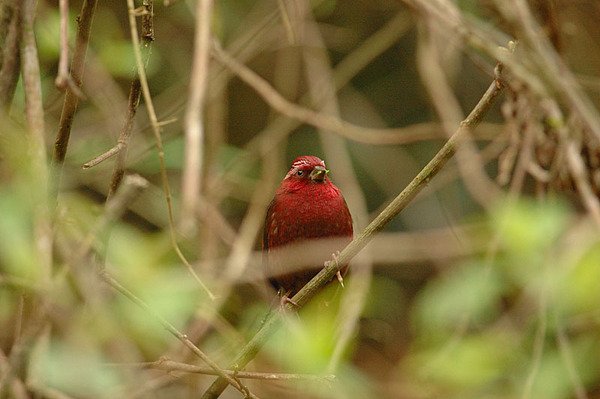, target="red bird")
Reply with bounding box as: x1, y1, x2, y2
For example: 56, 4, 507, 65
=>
263, 155, 353, 296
